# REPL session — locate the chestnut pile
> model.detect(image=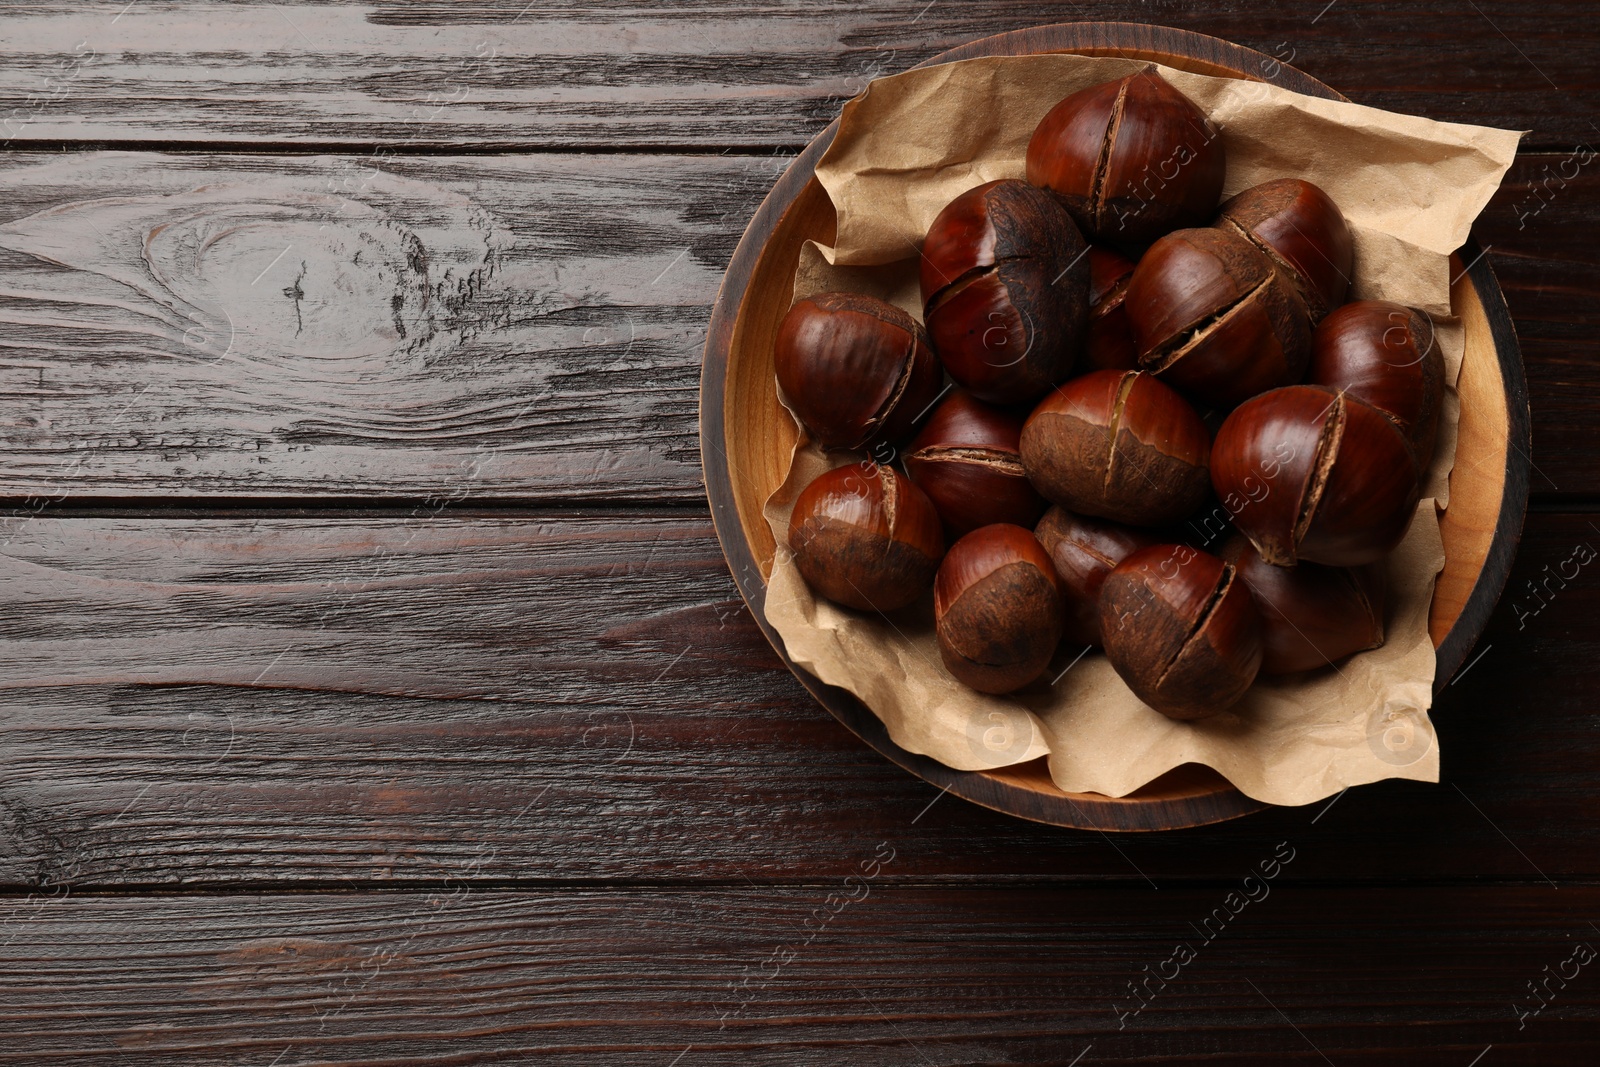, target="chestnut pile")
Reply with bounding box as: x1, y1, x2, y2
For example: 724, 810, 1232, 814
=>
777, 68, 1441, 719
